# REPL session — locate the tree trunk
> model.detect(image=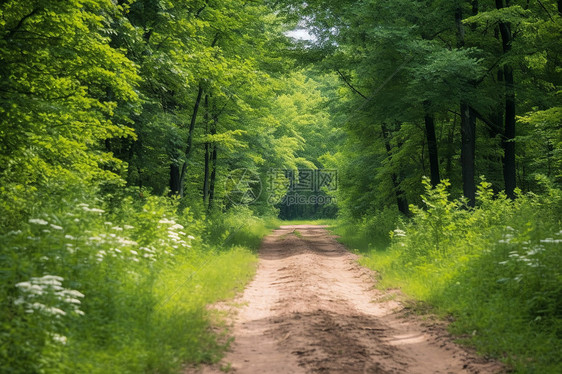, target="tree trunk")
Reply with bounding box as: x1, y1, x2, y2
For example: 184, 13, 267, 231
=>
502, 64, 516, 198
456, 4, 477, 206
207, 113, 218, 211
423, 101, 441, 187
176, 83, 204, 197
381, 123, 410, 216
208, 145, 217, 211
169, 163, 181, 195
202, 94, 210, 204
461, 102, 477, 206
496, 0, 517, 199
